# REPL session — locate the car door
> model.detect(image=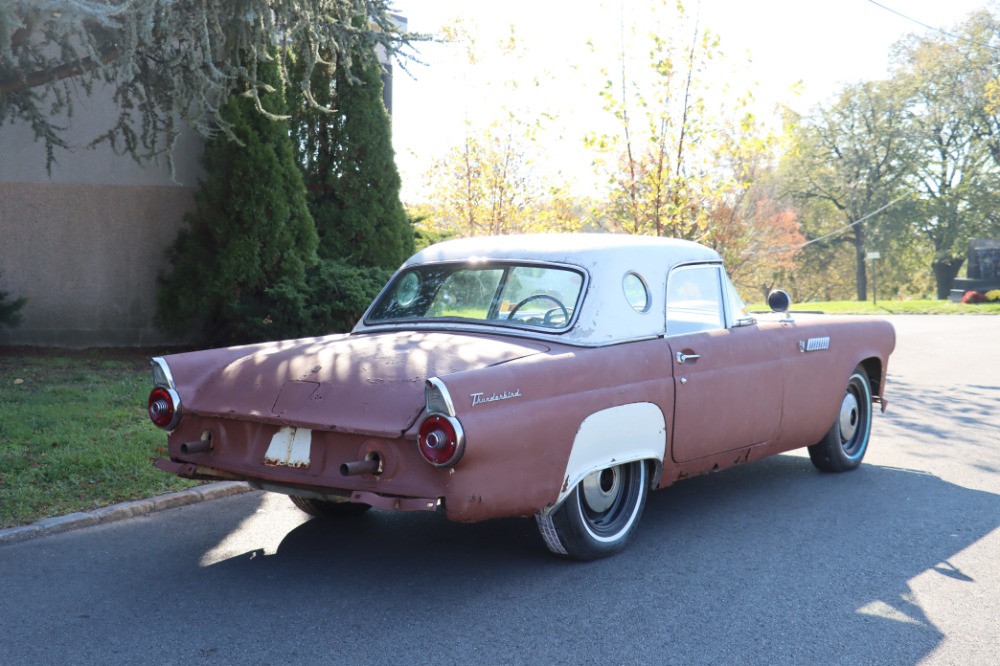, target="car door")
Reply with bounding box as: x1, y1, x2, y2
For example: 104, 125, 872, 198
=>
665, 264, 783, 463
